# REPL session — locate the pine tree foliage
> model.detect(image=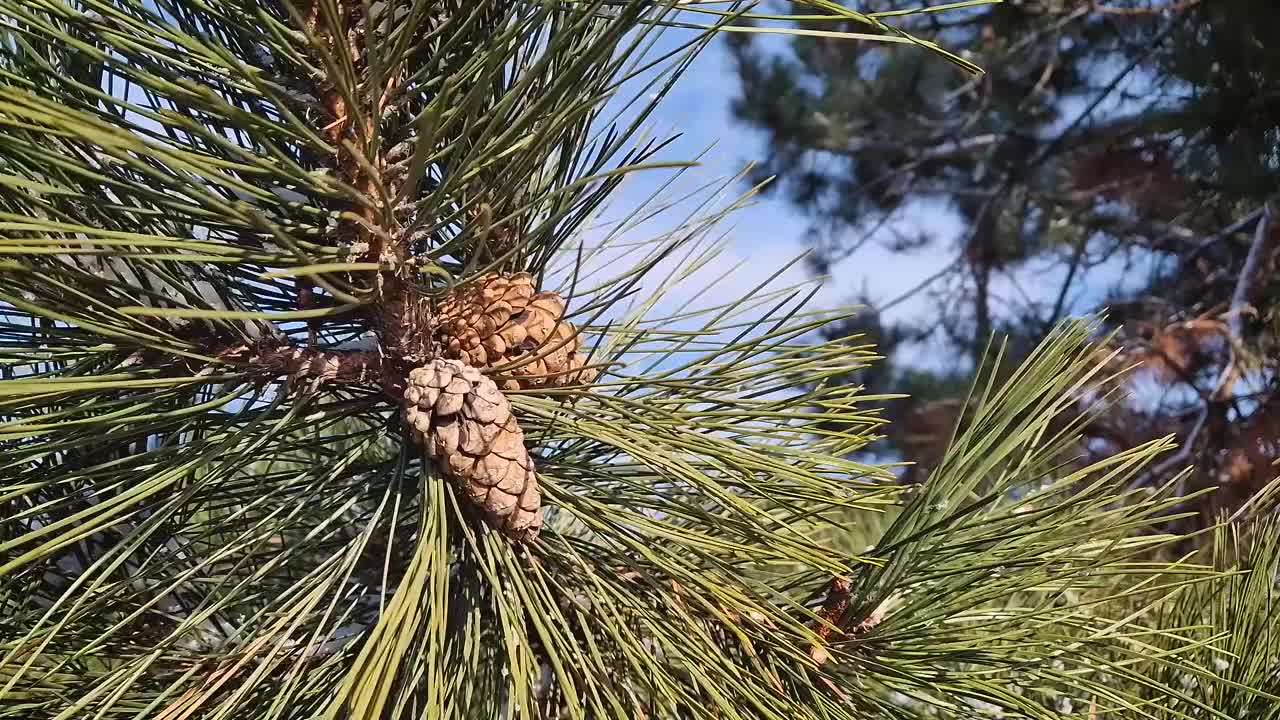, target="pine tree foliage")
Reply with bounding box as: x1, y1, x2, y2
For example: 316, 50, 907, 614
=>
729, 0, 1280, 502
0, 1, 1277, 718
1122, 516, 1280, 719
